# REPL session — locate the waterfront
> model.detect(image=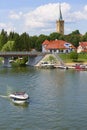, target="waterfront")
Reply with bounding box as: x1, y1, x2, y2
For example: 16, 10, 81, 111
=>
0, 67, 87, 129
